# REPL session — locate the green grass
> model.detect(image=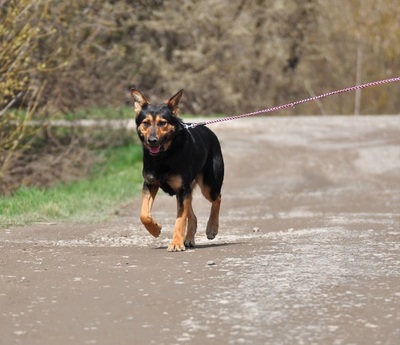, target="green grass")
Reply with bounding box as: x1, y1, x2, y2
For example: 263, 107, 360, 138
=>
0, 144, 144, 229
